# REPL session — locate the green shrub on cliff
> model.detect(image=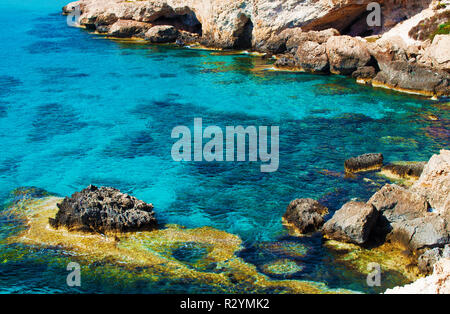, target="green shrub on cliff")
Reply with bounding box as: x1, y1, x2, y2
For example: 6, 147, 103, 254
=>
430, 22, 450, 40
